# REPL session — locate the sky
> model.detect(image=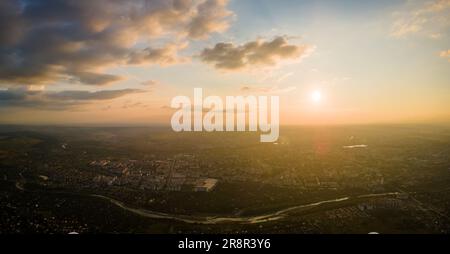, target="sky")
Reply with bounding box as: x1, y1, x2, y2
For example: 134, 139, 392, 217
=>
0, 0, 449, 126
